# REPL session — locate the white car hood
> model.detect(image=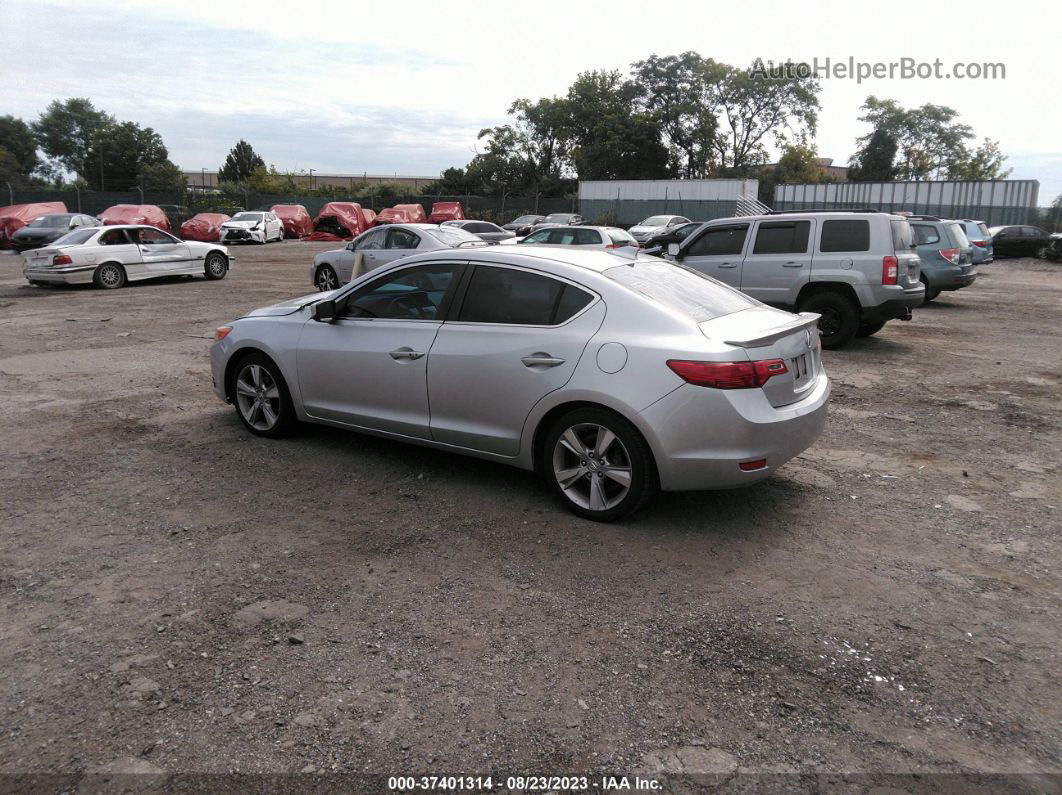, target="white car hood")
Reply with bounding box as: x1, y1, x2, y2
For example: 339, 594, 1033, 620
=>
629, 224, 663, 236
243, 291, 332, 318
222, 221, 258, 229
